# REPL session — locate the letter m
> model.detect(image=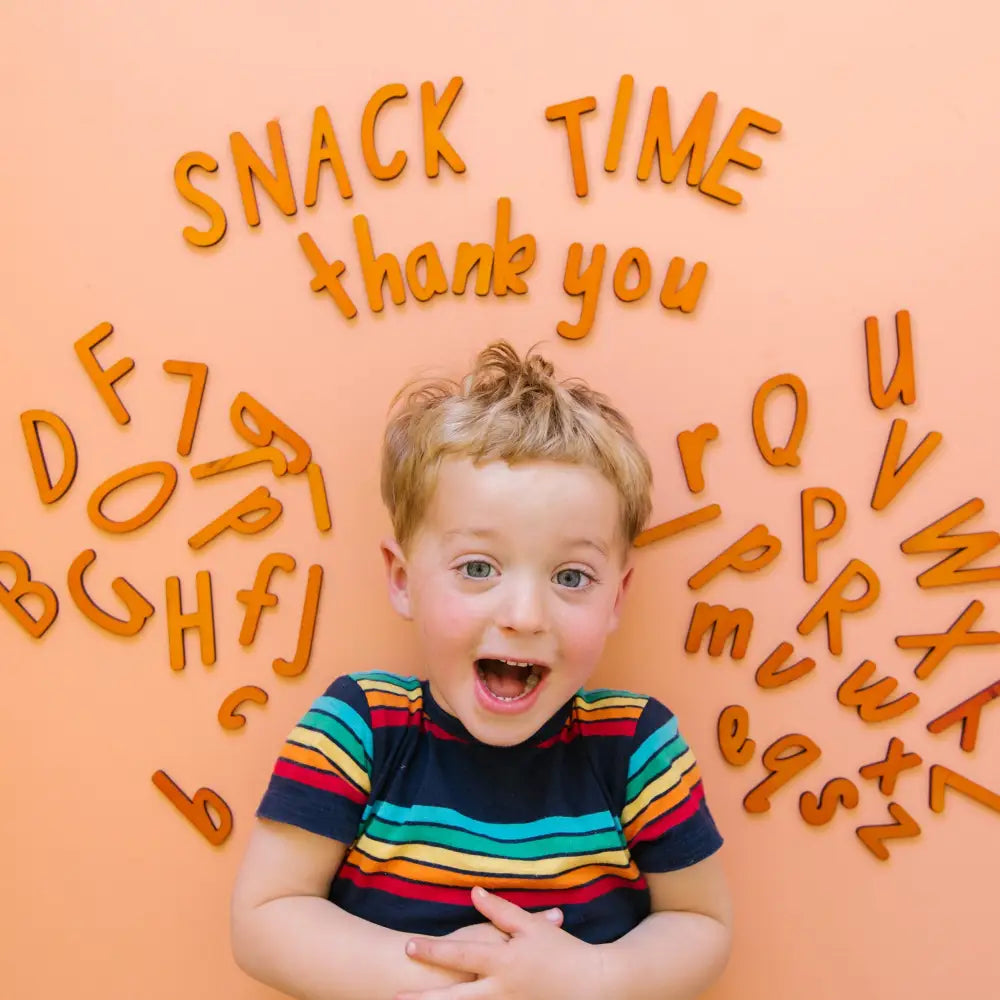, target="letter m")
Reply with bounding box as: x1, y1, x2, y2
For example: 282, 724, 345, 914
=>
684, 601, 754, 659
